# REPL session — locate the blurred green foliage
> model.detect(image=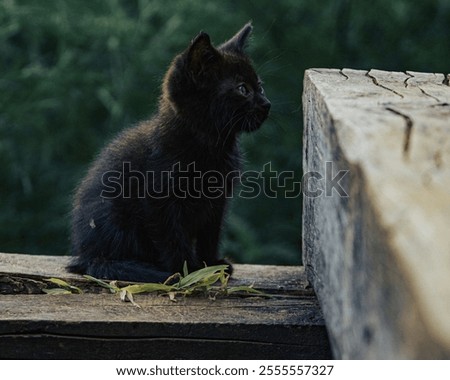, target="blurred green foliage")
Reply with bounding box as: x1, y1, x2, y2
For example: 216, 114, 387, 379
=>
1, 0, 449, 264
